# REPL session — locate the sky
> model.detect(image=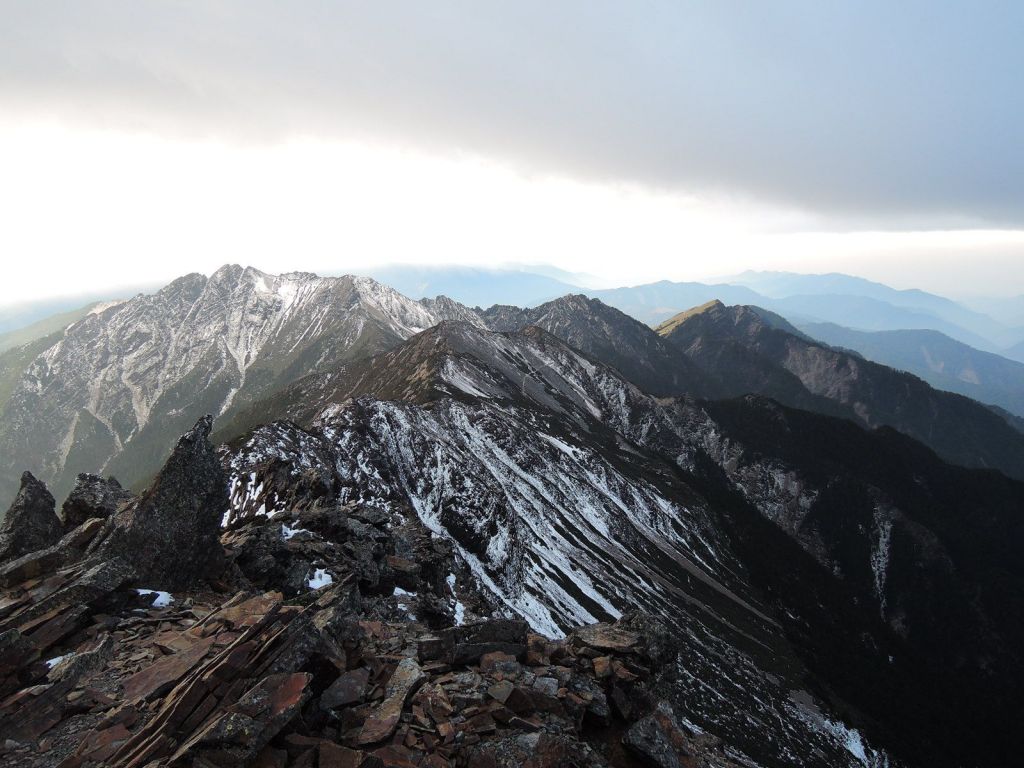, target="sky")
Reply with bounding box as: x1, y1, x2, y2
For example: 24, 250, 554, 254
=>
1, 1, 1023, 305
